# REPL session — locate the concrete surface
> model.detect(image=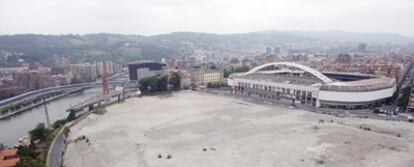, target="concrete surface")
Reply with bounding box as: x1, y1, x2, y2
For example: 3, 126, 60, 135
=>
63, 91, 414, 167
